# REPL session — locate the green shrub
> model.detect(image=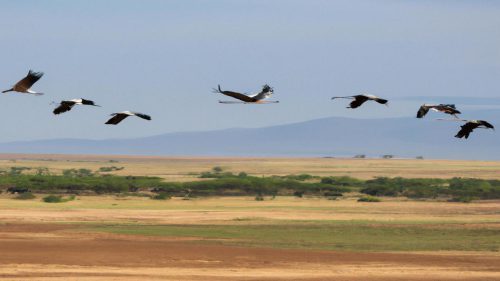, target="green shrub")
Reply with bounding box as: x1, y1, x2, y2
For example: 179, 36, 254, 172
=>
357, 196, 381, 202
98, 166, 125, 172
152, 193, 171, 200
255, 195, 264, 201
42, 195, 75, 203
281, 174, 316, 181
212, 166, 223, 173
62, 168, 94, 177
293, 191, 304, 198
14, 192, 36, 200
448, 196, 478, 203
